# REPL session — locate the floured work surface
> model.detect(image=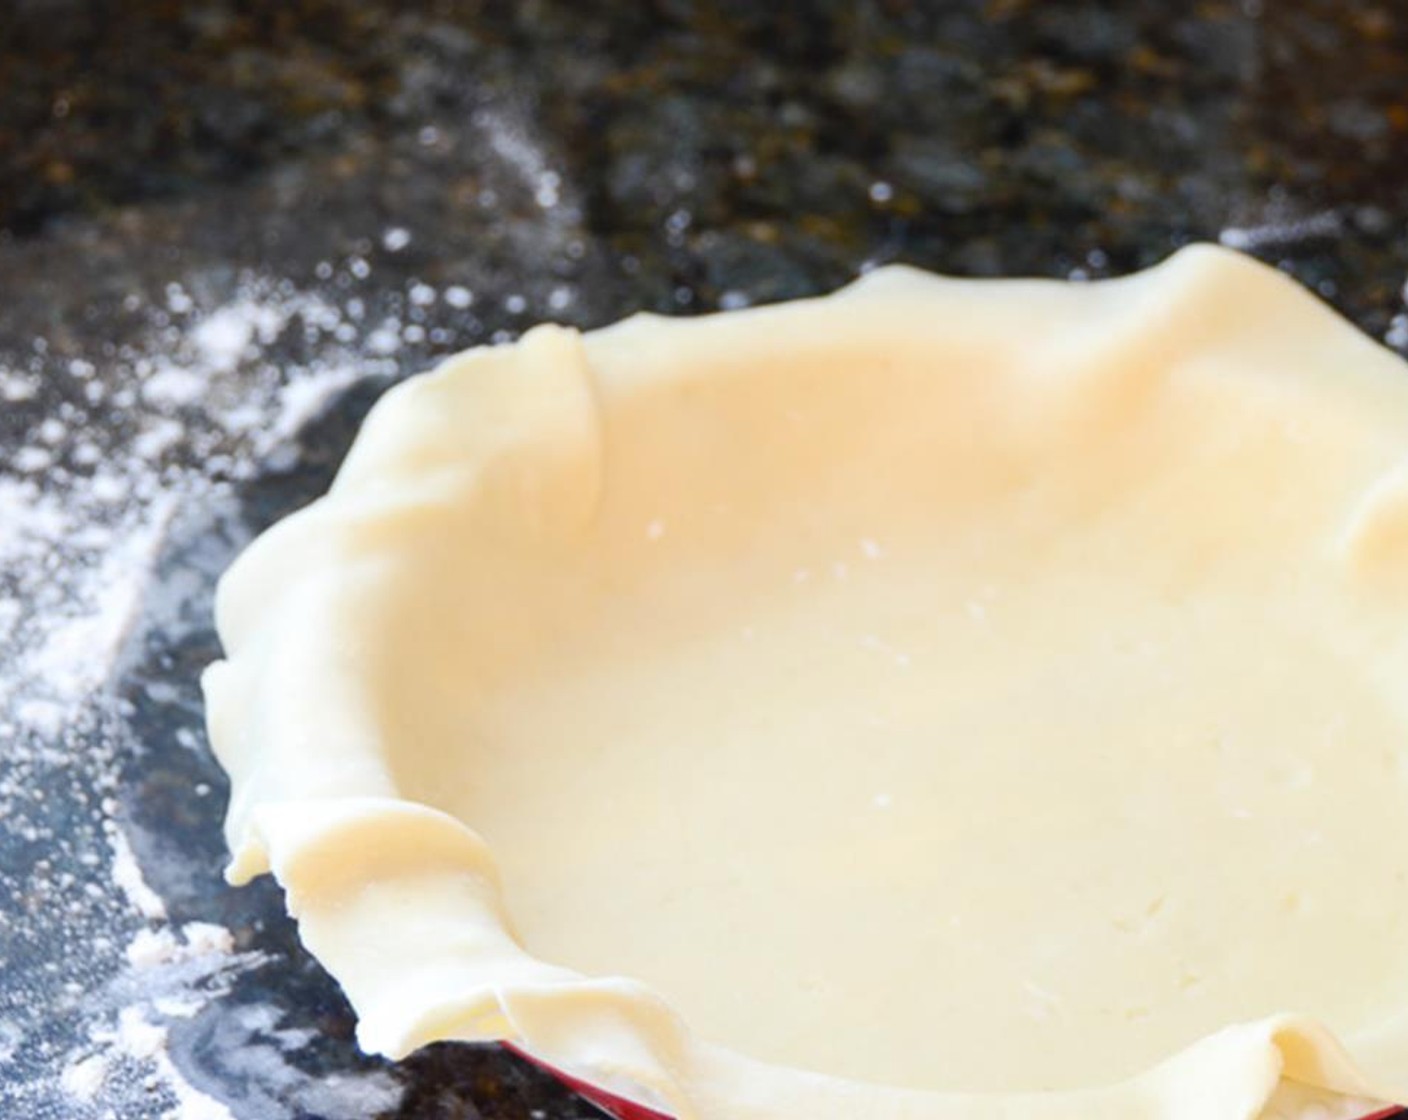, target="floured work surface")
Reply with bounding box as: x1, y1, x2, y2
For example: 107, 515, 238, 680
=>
207, 246, 1408, 1119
